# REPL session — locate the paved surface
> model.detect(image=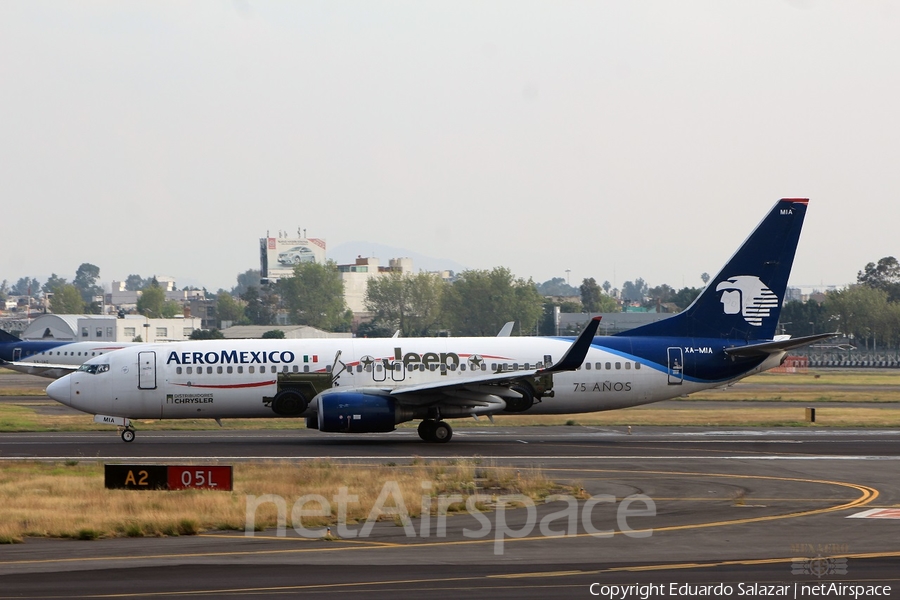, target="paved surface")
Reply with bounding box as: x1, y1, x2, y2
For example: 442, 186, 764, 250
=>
1, 371, 899, 597
1, 428, 899, 598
